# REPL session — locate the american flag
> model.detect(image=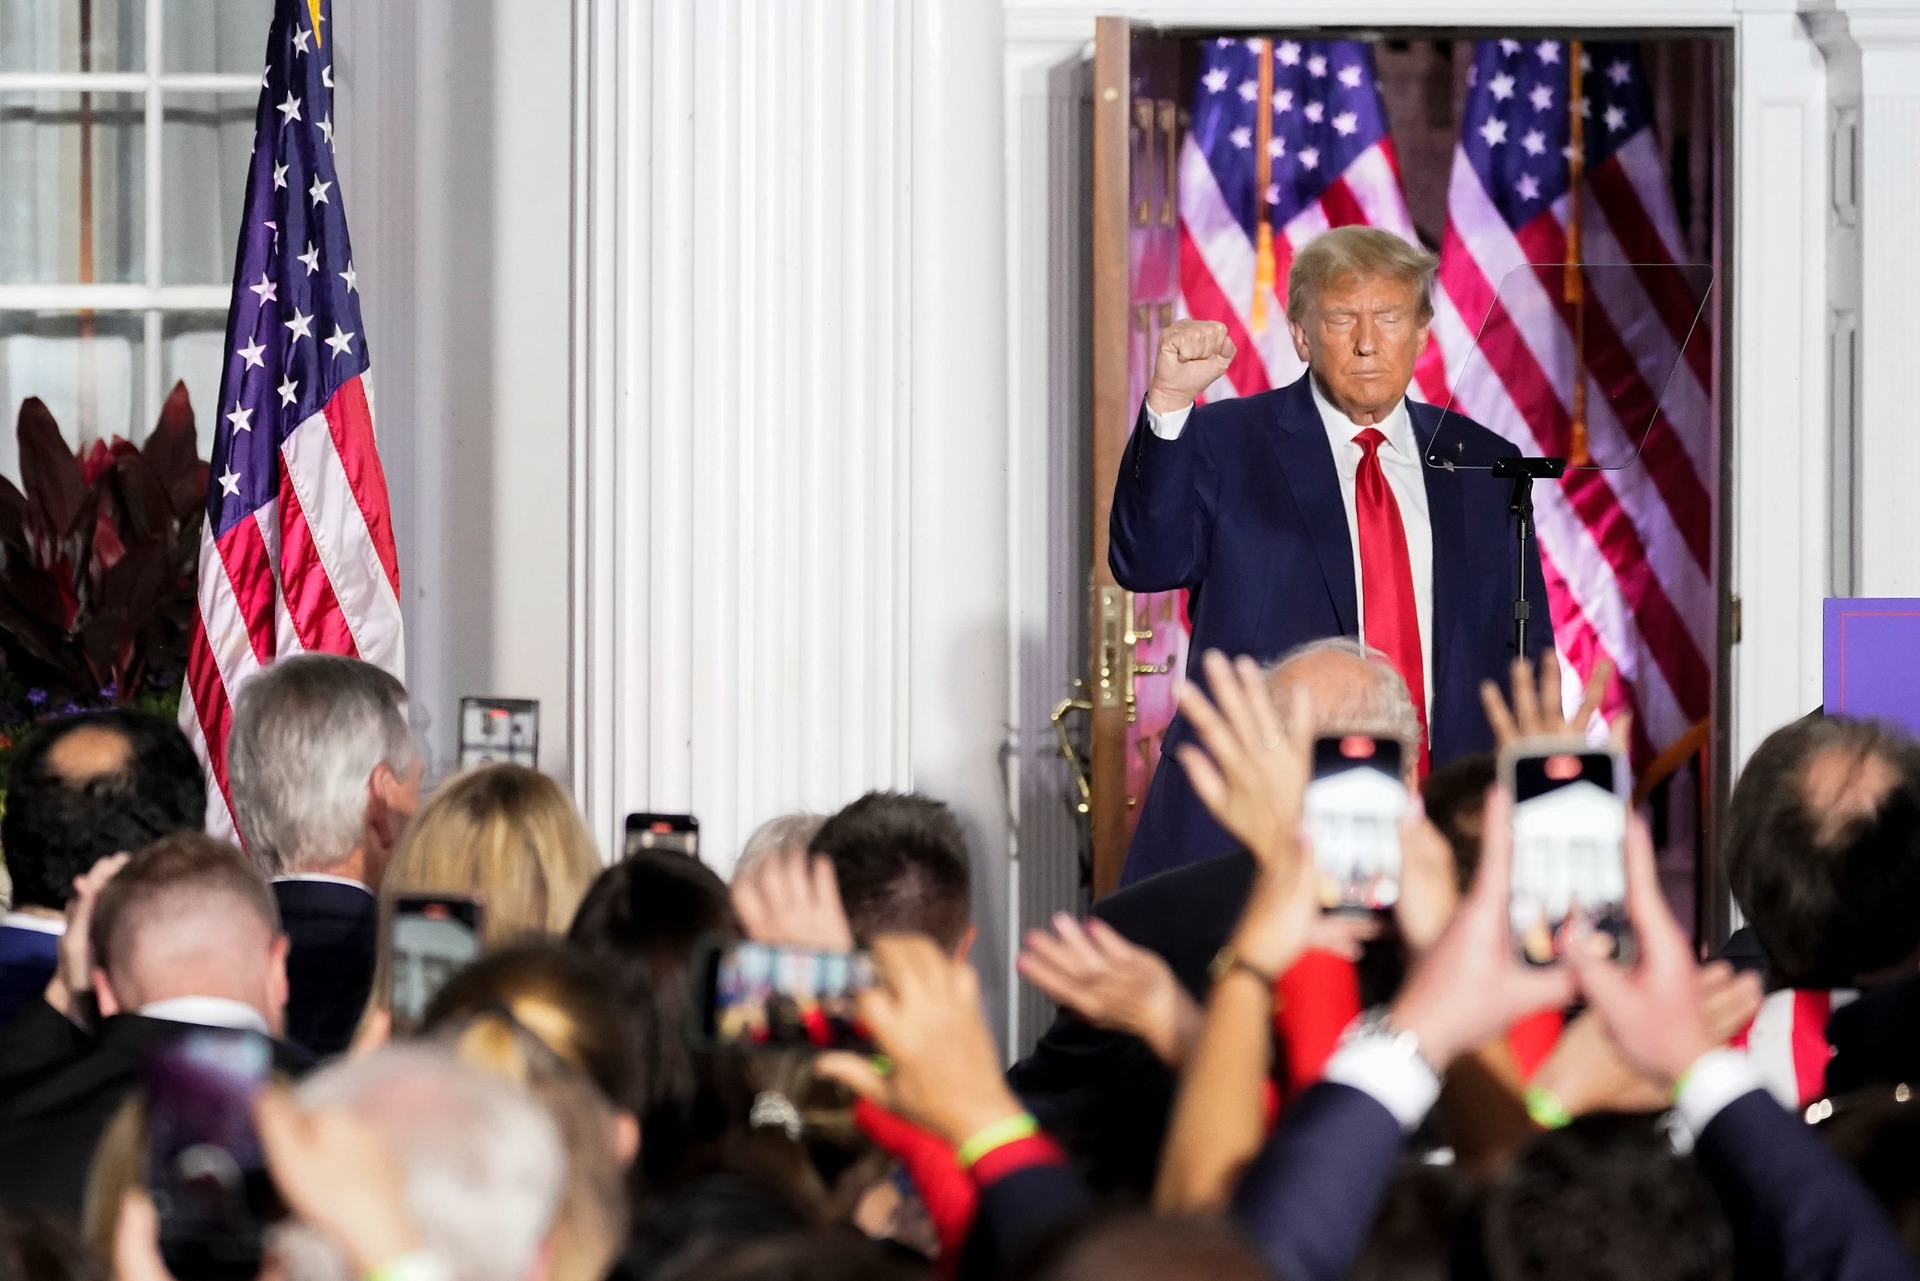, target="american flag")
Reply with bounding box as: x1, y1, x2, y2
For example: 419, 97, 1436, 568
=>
1422, 38, 1713, 779
1178, 36, 1424, 400
181, 0, 405, 833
